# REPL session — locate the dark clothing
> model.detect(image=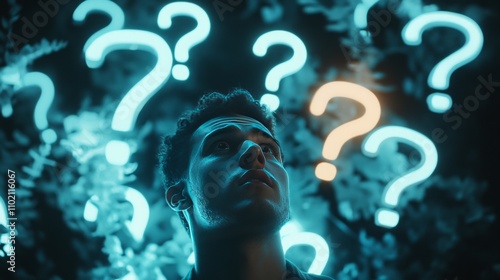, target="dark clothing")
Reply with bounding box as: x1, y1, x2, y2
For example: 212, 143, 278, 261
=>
181, 259, 334, 280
